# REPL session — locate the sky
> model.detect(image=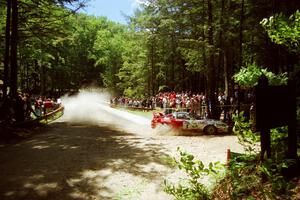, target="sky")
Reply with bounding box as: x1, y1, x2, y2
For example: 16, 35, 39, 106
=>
79, 0, 142, 24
